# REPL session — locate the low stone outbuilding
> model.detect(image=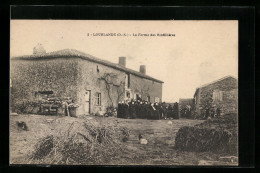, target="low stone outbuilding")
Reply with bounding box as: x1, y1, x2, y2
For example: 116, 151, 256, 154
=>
193, 76, 238, 117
